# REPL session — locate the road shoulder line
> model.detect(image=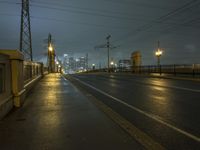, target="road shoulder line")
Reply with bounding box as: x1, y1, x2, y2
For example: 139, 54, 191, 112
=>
65, 75, 166, 150
70, 75, 200, 143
